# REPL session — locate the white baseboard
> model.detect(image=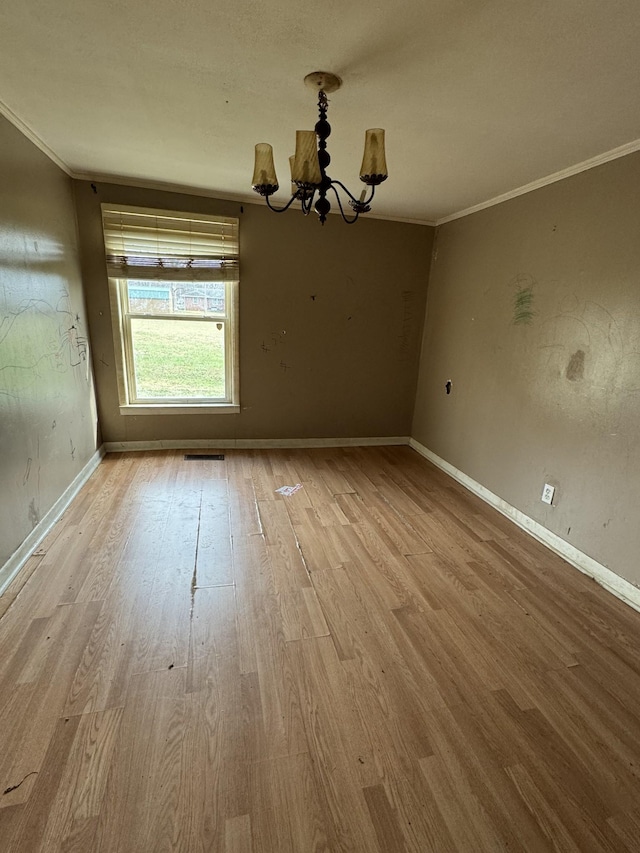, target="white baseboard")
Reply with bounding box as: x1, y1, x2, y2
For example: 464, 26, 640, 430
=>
409, 438, 640, 614
0, 445, 106, 597
104, 436, 410, 452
